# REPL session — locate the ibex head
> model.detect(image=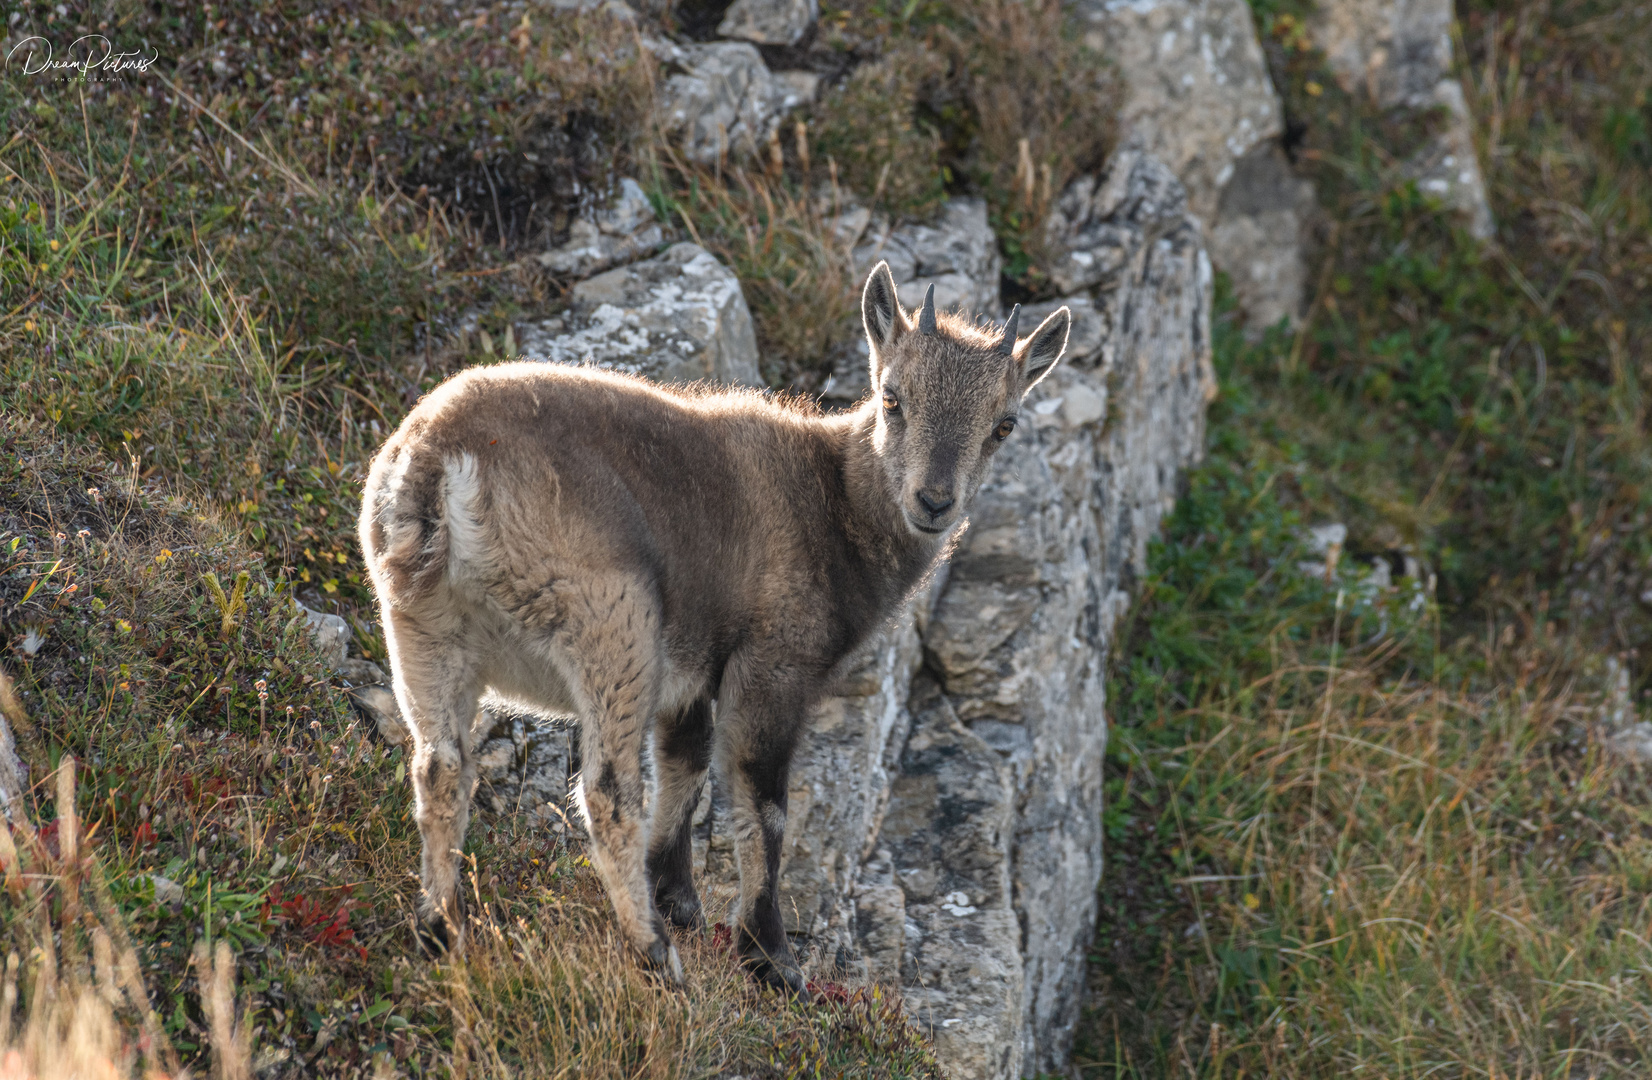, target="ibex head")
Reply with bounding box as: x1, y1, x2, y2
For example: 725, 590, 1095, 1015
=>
859, 261, 1070, 537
